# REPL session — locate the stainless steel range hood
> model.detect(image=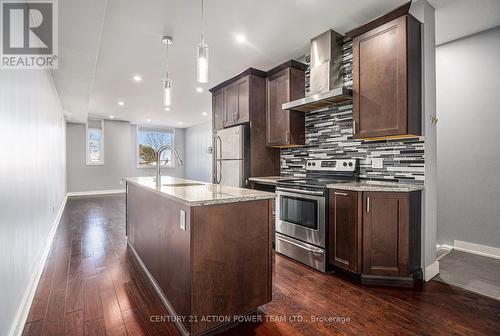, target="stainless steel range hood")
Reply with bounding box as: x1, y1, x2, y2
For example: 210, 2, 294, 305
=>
283, 30, 352, 112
